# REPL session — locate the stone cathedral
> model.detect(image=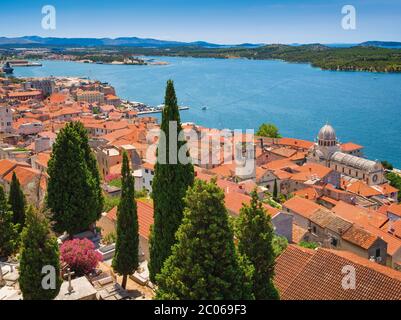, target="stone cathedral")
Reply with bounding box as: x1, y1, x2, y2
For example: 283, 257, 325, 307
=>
307, 124, 385, 186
